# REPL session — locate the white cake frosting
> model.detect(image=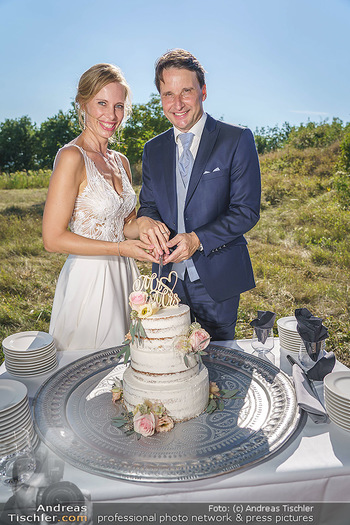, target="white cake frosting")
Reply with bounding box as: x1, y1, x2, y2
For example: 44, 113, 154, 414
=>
122, 304, 209, 421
